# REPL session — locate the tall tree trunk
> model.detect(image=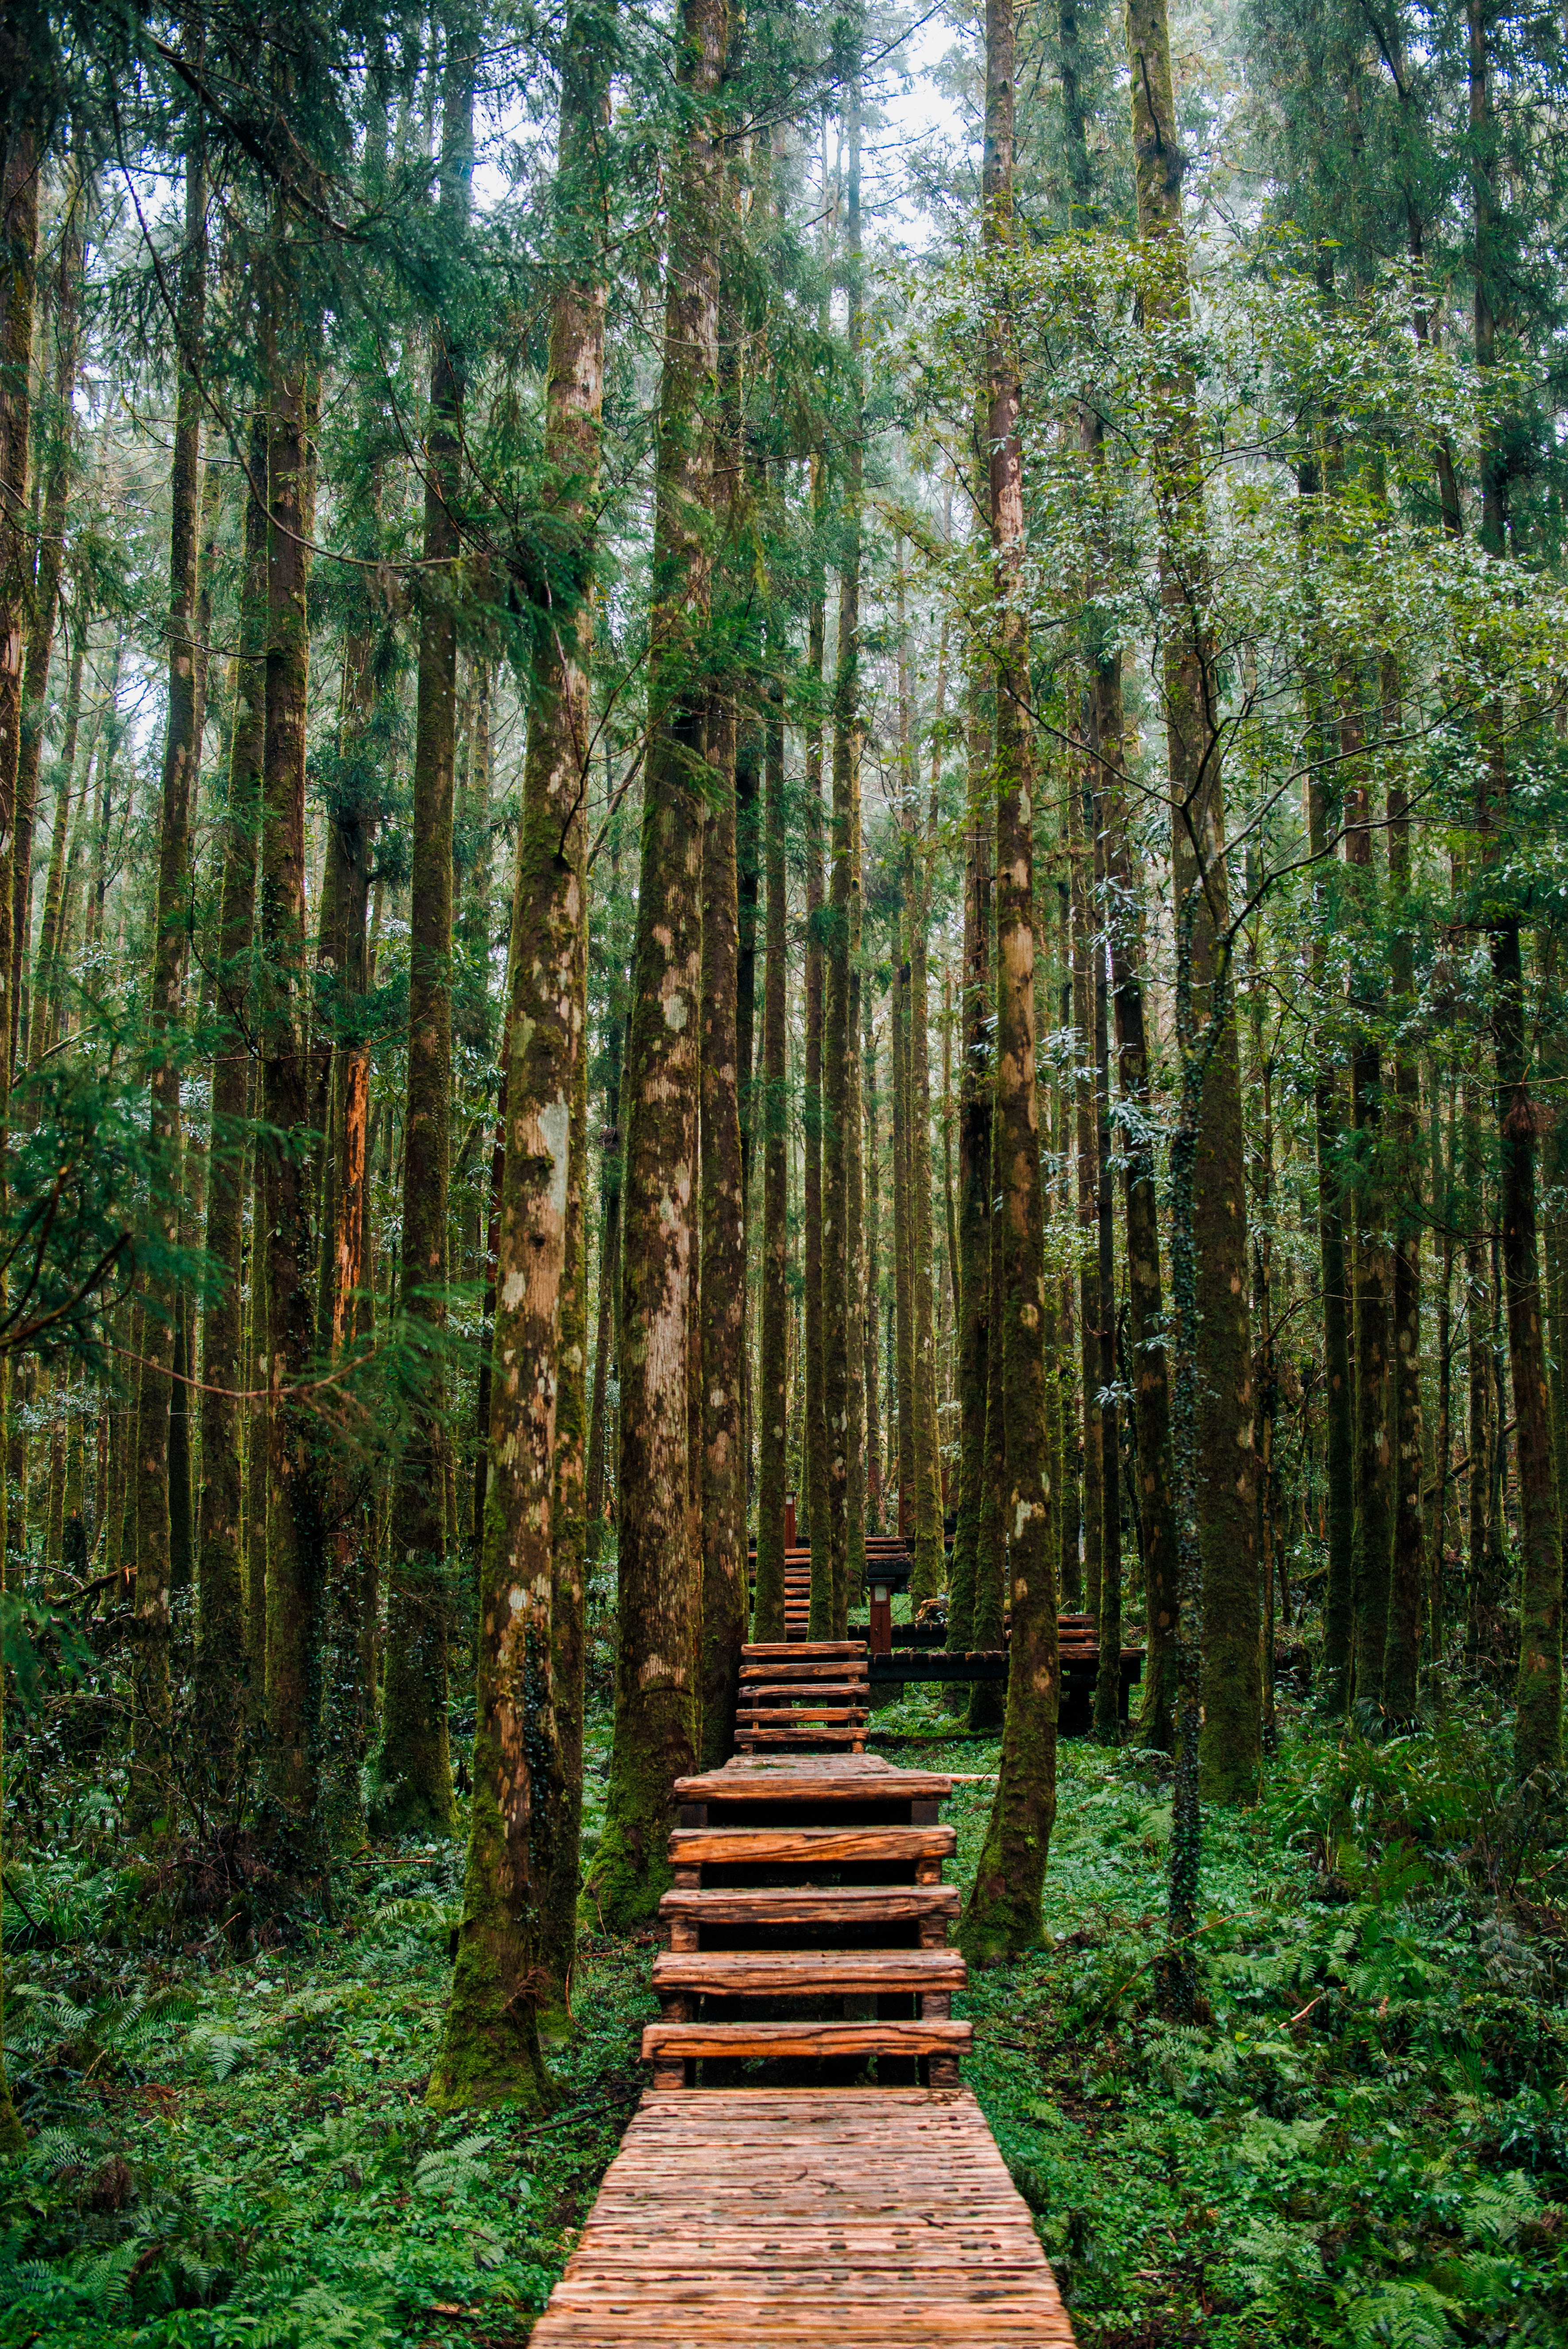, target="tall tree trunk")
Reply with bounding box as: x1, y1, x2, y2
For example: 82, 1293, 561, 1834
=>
755, 655, 788, 1640
0, 109, 39, 2153
28, 610, 85, 1080
131, 90, 206, 1833
947, 667, 992, 1660
897, 548, 943, 1599
1384, 681, 1425, 1719
588, 0, 726, 1928
802, 488, 830, 1571
1069, 740, 1102, 1626
1303, 649, 1355, 1715
862, 976, 883, 1534
381, 27, 475, 1833
585, 1010, 623, 1559
1342, 696, 1392, 1712
1098, 663, 1176, 1749
1091, 718, 1122, 1740
699, 687, 745, 1766
823, 83, 865, 1640
432, 0, 606, 2098
12, 168, 84, 1074
890, 937, 915, 1559
259, 253, 325, 1857
960, 0, 1058, 1956
1127, 0, 1258, 1808
196, 400, 268, 1791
